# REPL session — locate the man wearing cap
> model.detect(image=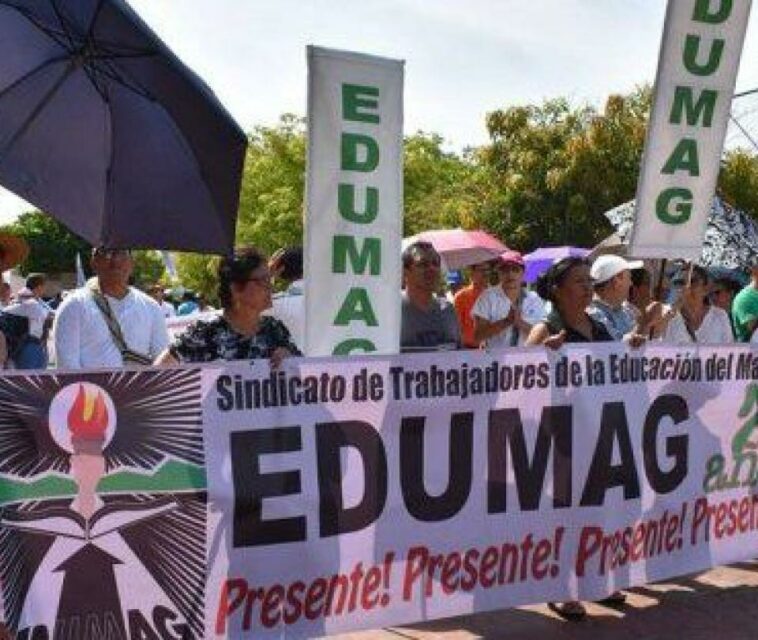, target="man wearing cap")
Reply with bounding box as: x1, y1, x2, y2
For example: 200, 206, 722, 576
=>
732, 261, 758, 342
472, 251, 546, 349
54, 248, 169, 369
588, 255, 647, 342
